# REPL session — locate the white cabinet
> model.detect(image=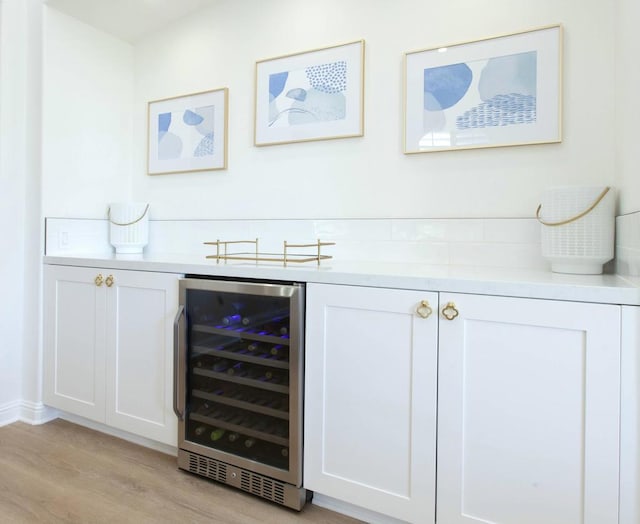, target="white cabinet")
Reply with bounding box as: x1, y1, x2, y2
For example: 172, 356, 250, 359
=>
305, 285, 623, 524
43, 264, 180, 446
44, 265, 107, 422
304, 283, 439, 524
437, 293, 621, 524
